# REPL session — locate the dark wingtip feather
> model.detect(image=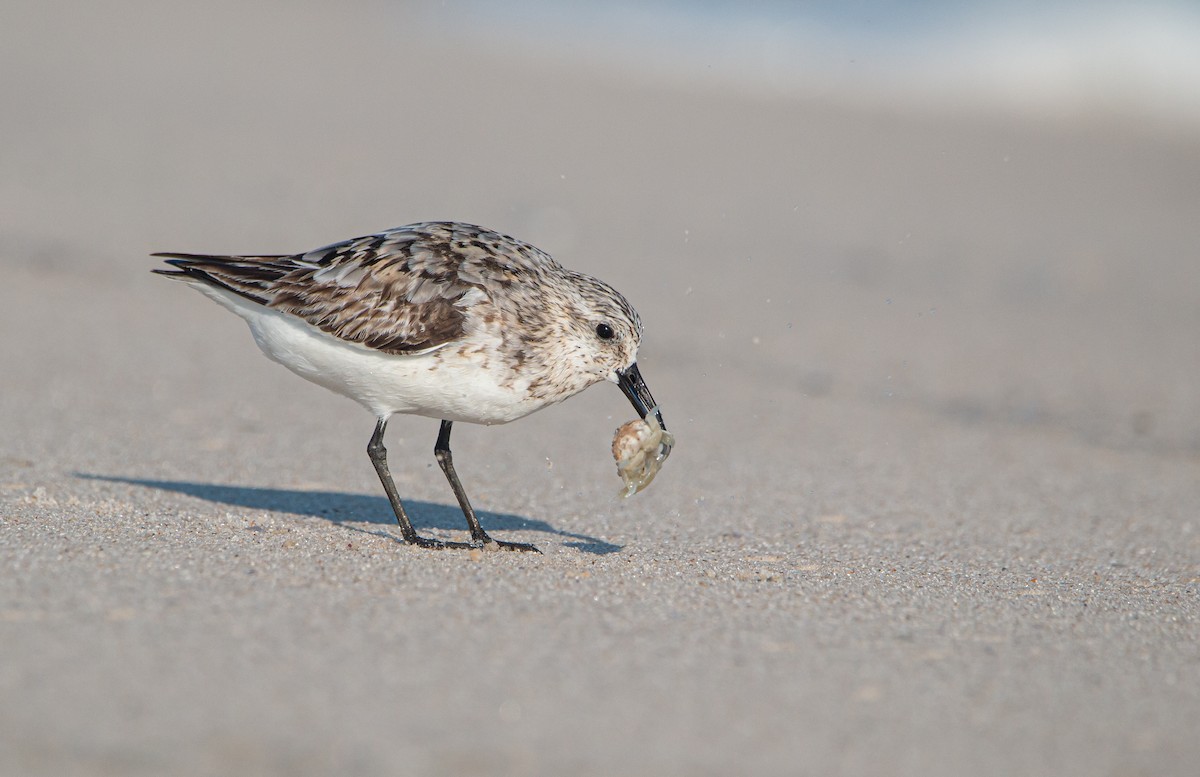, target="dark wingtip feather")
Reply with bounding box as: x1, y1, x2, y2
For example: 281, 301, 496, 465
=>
151, 256, 210, 279
150, 253, 273, 305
